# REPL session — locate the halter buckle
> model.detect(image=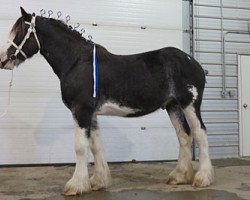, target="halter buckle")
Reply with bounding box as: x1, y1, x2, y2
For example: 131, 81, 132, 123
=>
30, 22, 35, 29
